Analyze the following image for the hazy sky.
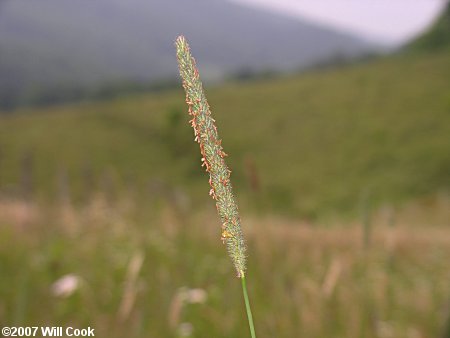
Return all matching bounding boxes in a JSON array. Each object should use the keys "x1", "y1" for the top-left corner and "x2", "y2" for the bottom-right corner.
[{"x1": 231, "y1": 0, "x2": 447, "y2": 44}]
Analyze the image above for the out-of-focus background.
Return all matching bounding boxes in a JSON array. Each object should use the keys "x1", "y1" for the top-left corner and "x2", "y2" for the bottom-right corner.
[{"x1": 0, "y1": 0, "x2": 449, "y2": 337}]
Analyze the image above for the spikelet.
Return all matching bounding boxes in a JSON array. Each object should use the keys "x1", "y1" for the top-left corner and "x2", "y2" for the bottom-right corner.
[{"x1": 175, "y1": 35, "x2": 247, "y2": 278}]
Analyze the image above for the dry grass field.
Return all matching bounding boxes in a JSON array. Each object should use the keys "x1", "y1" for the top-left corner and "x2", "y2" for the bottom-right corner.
[{"x1": 0, "y1": 192, "x2": 448, "y2": 338}]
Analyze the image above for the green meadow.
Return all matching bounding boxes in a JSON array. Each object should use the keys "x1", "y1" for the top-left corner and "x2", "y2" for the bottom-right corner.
[{"x1": 1, "y1": 47, "x2": 449, "y2": 218}]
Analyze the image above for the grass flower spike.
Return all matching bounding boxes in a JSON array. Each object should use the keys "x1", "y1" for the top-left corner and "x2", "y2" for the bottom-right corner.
[
  {"x1": 175, "y1": 35, "x2": 247, "y2": 278},
  {"x1": 176, "y1": 35, "x2": 256, "y2": 338}
]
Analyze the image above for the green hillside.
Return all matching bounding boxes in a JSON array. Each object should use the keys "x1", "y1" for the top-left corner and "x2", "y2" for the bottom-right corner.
[{"x1": 0, "y1": 48, "x2": 449, "y2": 218}]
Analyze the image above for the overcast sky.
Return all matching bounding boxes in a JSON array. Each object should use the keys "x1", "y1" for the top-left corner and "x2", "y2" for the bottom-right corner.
[{"x1": 231, "y1": 0, "x2": 447, "y2": 45}]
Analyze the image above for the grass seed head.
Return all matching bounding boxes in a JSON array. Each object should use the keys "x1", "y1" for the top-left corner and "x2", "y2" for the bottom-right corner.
[{"x1": 175, "y1": 35, "x2": 247, "y2": 277}]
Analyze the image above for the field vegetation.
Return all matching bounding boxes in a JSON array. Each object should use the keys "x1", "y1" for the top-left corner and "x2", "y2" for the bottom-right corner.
[
  {"x1": 1, "y1": 14, "x2": 450, "y2": 336},
  {"x1": 0, "y1": 192, "x2": 449, "y2": 337},
  {"x1": 0, "y1": 46, "x2": 449, "y2": 218}
]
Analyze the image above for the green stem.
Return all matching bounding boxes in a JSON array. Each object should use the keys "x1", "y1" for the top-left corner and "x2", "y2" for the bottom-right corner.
[{"x1": 241, "y1": 276, "x2": 256, "y2": 338}]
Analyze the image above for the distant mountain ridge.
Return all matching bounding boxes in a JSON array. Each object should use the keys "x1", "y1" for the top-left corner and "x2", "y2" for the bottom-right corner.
[{"x1": 0, "y1": 0, "x2": 376, "y2": 108}]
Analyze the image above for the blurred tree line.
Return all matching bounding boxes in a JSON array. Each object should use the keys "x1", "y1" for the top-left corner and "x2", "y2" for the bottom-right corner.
[{"x1": 0, "y1": 78, "x2": 180, "y2": 112}]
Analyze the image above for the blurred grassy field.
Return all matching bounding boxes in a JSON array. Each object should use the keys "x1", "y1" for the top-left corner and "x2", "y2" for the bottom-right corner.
[
  {"x1": 0, "y1": 28, "x2": 450, "y2": 337},
  {"x1": 0, "y1": 47, "x2": 449, "y2": 218},
  {"x1": 0, "y1": 193, "x2": 449, "y2": 338}
]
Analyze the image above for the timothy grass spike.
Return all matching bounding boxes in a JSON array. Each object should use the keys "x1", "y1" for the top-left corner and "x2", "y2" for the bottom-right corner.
[{"x1": 175, "y1": 35, "x2": 247, "y2": 278}]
